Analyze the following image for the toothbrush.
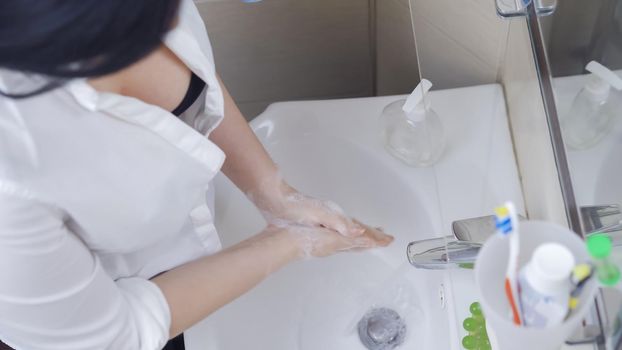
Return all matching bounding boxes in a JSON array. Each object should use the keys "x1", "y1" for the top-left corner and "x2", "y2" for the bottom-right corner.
[{"x1": 494, "y1": 202, "x2": 523, "y2": 326}]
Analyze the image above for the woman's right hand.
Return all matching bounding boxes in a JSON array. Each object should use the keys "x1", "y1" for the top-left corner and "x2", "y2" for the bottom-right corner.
[
  {"x1": 274, "y1": 220, "x2": 394, "y2": 259},
  {"x1": 152, "y1": 219, "x2": 394, "y2": 337}
]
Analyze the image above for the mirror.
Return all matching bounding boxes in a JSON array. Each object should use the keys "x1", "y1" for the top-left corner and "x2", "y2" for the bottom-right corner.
[
  {"x1": 535, "y1": 1, "x2": 622, "y2": 347},
  {"x1": 538, "y1": 1, "x2": 622, "y2": 242}
]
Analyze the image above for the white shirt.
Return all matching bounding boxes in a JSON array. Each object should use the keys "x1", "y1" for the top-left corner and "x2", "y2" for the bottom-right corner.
[{"x1": 0, "y1": 1, "x2": 226, "y2": 349}]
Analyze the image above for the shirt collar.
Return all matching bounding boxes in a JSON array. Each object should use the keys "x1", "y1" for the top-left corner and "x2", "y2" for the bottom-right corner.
[{"x1": 63, "y1": 30, "x2": 225, "y2": 176}]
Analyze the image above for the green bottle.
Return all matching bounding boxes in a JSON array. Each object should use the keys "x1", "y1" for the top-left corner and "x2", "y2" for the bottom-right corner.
[{"x1": 587, "y1": 234, "x2": 621, "y2": 286}]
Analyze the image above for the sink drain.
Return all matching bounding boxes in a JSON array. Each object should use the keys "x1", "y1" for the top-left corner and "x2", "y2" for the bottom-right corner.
[{"x1": 357, "y1": 308, "x2": 407, "y2": 350}]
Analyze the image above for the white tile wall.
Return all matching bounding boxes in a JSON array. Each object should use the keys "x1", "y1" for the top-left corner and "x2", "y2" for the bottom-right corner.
[
  {"x1": 196, "y1": 0, "x2": 373, "y2": 119},
  {"x1": 375, "y1": 0, "x2": 420, "y2": 95},
  {"x1": 409, "y1": 0, "x2": 509, "y2": 89},
  {"x1": 196, "y1": 0, "x2": 511, "y2": 116}
]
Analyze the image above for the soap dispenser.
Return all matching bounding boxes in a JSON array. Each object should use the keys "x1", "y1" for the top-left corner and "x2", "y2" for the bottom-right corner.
[
  {"x1": 562, "y1": 61, "x2": 622, "y2": 150},
  {"x1": 380, "y1": 79, "x2": 445, "y2": 167}
]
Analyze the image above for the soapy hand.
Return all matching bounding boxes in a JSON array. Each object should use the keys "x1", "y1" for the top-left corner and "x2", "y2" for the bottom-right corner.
[
  {"x1": 273, "y1": 219, "x2": 394, "y2": 259},
  {"x1": 247, "y1": 175, "x2": 366, "y2": 237}
]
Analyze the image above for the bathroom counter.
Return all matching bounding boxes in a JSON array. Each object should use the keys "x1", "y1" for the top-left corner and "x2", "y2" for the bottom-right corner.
[{"x1": 186, "y1": 83, "x2": 525, "y2": 350}]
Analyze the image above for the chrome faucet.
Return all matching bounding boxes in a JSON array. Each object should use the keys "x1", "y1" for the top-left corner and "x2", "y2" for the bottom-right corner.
[
  {"x1": 407, "y1": 214, "x2": 526, "y2": 269},
  {"x1": 406, "y1": 237, "x2": 482, "y2": 269},
  {"x1": 582, "y1": 204, "x2": 622, "y2": 233},
  {"x1": 406, "y1": 207, "x2": 622, "y2": 345},
  {"x1": 406, "y1": 205, "x2": 622, "y2": 270},
  {"x1": 407, "y1": 215, "x2": 495, "y2": 269},
  {"x1": 582, "y1": 204, "x2": 622, "y2": 246}
]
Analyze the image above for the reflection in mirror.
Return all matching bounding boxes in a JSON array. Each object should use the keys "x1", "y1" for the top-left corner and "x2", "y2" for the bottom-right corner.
[
  {"x1": 540, "y1": 0, "x2": 622, "y2": 228},
  {"x1": 538, "y1": 1, "x2": 622, "y2": 347}
]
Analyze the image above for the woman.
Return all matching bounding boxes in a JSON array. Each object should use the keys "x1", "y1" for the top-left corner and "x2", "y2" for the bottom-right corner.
[{"x1": 0, "y1": 1, "x2": 393, "y2": 349}]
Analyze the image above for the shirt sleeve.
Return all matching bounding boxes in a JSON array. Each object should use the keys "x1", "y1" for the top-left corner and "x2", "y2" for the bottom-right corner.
[{"x1": 0, "y1": 183, "x2": 172, "y2": 350}]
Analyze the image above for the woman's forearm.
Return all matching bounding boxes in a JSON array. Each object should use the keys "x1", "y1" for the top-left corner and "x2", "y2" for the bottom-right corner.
[
  {"x1": 208, "y1": 76, "x2": 365, "y2": 236},
  {"x1": 209, "y1": 76, "x2": 279, "y2": 195},
  {"x1": 151, "y1": 229, "x2": 298, "y2": 338},
  {"x1": 151, "y1": 219, "x2": 394, "y2": 339}
]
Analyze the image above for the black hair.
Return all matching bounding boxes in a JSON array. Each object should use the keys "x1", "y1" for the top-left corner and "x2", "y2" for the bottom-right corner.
[{"x1": 0, "y1": 0, "x2": 181, "y2": 98}]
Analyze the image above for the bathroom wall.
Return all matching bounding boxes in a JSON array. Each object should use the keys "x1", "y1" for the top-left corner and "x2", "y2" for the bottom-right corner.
[
  {"x1": 374, "y1": 0, "x2": 420, "y2": 95},
  {"x1": 543, "y1": 0, "x2": 622, "y2": 77},
  {"x1": 196, "y1": 0, "x2": 569, "y2": 224},
  {"x1": 408, "y1": 0, "x2": 508, "y2": 89},
  {"x1": 195, "y1": 0, "x2": 374, "y2": 119},
  {"x1": 196, "y1": 0, "x2": 512, "y2": 118}
]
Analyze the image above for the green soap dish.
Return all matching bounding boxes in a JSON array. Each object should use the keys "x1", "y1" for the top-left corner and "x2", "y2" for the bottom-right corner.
[{"x1": 462, "y1": 301, "x2": 491, "y2": 350}]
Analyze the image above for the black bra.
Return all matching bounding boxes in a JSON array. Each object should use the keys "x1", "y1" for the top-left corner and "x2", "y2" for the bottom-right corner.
[{"x1": 171, "y1": 72, "x2": 206, "y2": 116}]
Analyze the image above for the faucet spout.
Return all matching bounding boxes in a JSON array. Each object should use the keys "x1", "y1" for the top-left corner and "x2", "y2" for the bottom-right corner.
[
  {"x1": 407, "y1": 237, "x2": 482, "y2": 270},
  {"x1": 582, "y1": 205, "x2": 622, "y2": 247},
  {"x1": 406, "y1": 214, "x2": 514, "y2": 270}
]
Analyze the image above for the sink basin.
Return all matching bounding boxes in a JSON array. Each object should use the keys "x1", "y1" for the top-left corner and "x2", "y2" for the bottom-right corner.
[
  {"x1": 186, "y1": 121, "x2": 449, "y2": 349},
  {"x1": 186, "y1": 85, "x2": 524, "y2": 350}
]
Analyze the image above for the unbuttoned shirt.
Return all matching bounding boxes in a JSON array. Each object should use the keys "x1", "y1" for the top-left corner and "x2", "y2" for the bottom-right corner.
[{"x1": 0, "y1": 1, "x2": 227, "y2": 349}]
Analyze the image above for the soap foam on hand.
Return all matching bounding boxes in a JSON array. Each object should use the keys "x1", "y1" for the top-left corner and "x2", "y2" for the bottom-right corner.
[
  {"x1": 274, "y1": 221, "x2": 392, "y2": 260},
  {"x1": 245, "y1": 171, "x2": 365, "y2": 237}
]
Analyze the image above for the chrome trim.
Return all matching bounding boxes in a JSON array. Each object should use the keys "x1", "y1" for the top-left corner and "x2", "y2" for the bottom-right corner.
[
  {"x1": 525, "y1": 3, "x2": 606, "y2": 348},
  {"x1": 524, "y1": 3, "x2": 582, "y2": 235},
  {"x1": 495, "y1": 0, "x2": 557, "y2": 18}
]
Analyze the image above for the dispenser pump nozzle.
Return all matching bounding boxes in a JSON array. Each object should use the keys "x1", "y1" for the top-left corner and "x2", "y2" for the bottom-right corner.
[
  {"x1": 585, "y1": 61, "x2": 622, "y2": 102},
  {"x1": 403, "y1": 79, "x2": 433, "y2": 122}
]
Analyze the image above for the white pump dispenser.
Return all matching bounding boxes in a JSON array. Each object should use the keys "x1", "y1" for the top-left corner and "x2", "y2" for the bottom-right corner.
[
  {"x1": 583, "y1": 61, "x2": 622, "y2": 102},
  {"x1": 380, "y1": 79, "x2": 445, "y2": 167},
  {"x1": 562, "y1": 61, "x2": 622, "y2": 150},
  {"x1": 402, "y1": 78, "x2": 433, "y2": 123}
]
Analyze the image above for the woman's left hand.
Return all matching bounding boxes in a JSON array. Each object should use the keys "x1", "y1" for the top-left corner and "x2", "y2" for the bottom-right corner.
[
  {"x1": 247, "y1": 178, "x2": 366, "y2": 237},
  {"x1": 211, "y1": 79, "x2": 367, "y2": 237}
]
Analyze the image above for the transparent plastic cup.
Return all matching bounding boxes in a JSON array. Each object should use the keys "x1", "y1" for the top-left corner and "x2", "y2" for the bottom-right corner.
[{"x1": 474, "y1": 221, "x2": 598, "y2": 350}]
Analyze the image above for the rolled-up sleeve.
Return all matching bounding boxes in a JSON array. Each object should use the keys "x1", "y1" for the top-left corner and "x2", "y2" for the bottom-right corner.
[{"x1": 0, "y1": 184, "x2": 171, "y2": 350}]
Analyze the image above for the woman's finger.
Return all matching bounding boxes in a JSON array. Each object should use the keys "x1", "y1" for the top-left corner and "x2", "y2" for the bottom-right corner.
[
  {"x1": 316, "y1": 211, "x2": 365, "y2": 237},
  {"x1": 316, "y1": 200, "x2": 364, "y2": 237},
  {"x1": 353, "y1": 220, "x2": 394, "y2": 246}
]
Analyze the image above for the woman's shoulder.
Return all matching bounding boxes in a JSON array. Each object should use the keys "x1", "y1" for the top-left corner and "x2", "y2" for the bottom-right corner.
[
  {"x1": 0, "y1": 78, "x2": 98, "y2": 192},
  {"x1": 0, "y1": 72, "x2": 92, "y2": 119}
]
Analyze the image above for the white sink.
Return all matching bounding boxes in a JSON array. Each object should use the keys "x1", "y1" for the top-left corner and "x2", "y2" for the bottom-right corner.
[{"x1": 186, "y1": 85, "x2": 524, "y2": 350}]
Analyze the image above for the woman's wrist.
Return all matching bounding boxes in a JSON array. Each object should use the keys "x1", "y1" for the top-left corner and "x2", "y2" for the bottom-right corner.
[
  {"x1": 275, "y1": 229, "x2": 304, "y2": 262},
  {"x1": 247, "y1": 226, "x2": 302, "y2": 264},
  {"x1": 246, "y1": 172, "x2": 294, "y2": 212}
]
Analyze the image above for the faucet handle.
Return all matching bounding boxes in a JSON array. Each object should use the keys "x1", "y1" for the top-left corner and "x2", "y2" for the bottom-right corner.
[
  {"x1": 452, "y1": 216, "x2": 497, "y2": 243},
  {"x1": 452, "y1": 214, "x2": 527, "y2": 243},
  {"x1": 581, "y1": 204, "x2": 622, "y2": 234}
]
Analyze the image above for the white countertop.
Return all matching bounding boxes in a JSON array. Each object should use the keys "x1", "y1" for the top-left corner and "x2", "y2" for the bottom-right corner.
[{"x1": 186, "y1": 83, "x2": 525, "y2": 350}]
